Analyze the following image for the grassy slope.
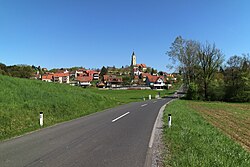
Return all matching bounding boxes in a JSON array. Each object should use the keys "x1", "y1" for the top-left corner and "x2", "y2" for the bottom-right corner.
[
  {"x1": 0, "y1": 75, "x2": 118, "y2": 140},
  {"x1": 163, "y1": 100, "x2": 250, "y2": 167},
  {"x1": 0, "y1": 75, "x2": 179, "y2": 141}
]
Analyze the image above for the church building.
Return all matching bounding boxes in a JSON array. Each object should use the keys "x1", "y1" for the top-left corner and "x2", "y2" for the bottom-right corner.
[{"x1": 130, "y1": 51, "x2": 147, "y2": 76}]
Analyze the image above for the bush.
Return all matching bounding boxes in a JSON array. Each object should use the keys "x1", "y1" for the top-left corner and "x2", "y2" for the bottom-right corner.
[
  {"x1": 207, "y1": 79, "x2": 225, "y2": 101},
  {"x1": 186, "y1": 82, "x2": 200, "y2": 100}
]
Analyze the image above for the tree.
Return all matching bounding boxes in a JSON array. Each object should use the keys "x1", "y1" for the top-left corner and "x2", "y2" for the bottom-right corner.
[
  {"x1": 122, "y1": 76, "x2": 132, "y2": 85},
  {"x1": 69, "y1": 66, "x2": 84, "y2": 71},
  {"x1": 100, "y1": 66, "x2": 108, "y2": 78},
  {"x1": 167, "y1": 36, "x2": 225, "y2": 100},
  {"x1": 167, "y1": 36, "x2": 200, "y2": 85},
  {"x1": 224, "y1": 54, "x2": 250, "y2": 102},
  {"x1": 5, "y1": 65, "x2": 34, "y2": 78},
  {"x1": 197, "y1": 42, "x2": 224, "y2": 100},
  {"x1": 151, "y1": 68, "x2": 157, "y2": 75},
  {"x1": 145, "y1": 67, "x2": 151, "y2": 73},
  {"x1": 158, "y1": 71, "x2": 164, "y2": 76},
  {"x1": 225, "y1": 55, "x2": 243, "y2": 87},
  {"x1": 0, "y1": 63, "x2": 7, "y2": 75}
]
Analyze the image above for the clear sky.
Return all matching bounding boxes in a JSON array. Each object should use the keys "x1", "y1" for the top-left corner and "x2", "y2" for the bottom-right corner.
[{"x1": 1, "y1": 0, "x2": 250, "y2": 71}]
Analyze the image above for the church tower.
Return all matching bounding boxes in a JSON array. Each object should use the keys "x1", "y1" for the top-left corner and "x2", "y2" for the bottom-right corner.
[{"x1": 131, "y1": 51, "x2": 136, "y2": 66}]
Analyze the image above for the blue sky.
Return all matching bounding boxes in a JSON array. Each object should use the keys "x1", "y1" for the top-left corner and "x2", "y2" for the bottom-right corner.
[{"x1": 1, "y1": 0, "x2": 250, "y2": 71}]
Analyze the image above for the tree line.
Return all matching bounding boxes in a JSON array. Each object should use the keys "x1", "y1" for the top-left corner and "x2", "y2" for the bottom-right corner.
[
  {"x1": 167, "y1": 36, "x2": 250, "y2": 102},
  {"x1": 0, "y1": 63, "x2": 36, "y2": 78}
]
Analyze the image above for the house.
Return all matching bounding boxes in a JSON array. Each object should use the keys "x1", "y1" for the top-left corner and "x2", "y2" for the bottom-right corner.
[
  {"x1": 146, "y1": 75, "x2": 167, "y2": 89},
  {"x1": 86, "y1": 70, "x2": 99, "y2": 80},
  {"x1": 72, "y1": 69, "x2": 99, "y2": 80},
  {"x1": 76, "y1": 76, "x2": 92, "y2": 87},
  {"x1": 69, "y1": 71, "x2": 77, "y2": 79},
  {"x1": 103, "y1": 75, "x2": 123, "y2": 88},
  {"x1": 133, "y1": 64, "x2": 147, "y2": 76},
  {"x1": 133, "y1": 68, "x2": 142, "y2": 76},
  {"x1": 53, "y1": 72, "x2": 70, "y2": 83},
  {"x1": 136, "y1": 64, "x2": 147, "y2": 72},
  {"x1": 93, "y1": 72, "x2": 100, "y2": 80},
  {"x1": 42, "y1": 73, "x2": 53, "y2": 82},
  {"x1": 70, "y1": 68, "x2": 85, "y2": 79},
  {"x1": 141, "y1": 73, "x2": 151, "y2": 82}
]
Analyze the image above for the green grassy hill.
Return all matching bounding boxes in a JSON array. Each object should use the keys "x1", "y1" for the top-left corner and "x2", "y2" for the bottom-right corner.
[{"x1": 0, "y1": 75, "x2": 118, "y2": 140}]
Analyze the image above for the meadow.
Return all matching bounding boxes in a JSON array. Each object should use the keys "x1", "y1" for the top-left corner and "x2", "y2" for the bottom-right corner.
[
  {"x1": 0, "y1": 75, "x2": 178, "y2": 141},
  {"x1": 163, "y1": 100, "x2": 250, "y2": 167},
  {"x1": 86, "y1": 87, "x2": 176, "y2": 104}
]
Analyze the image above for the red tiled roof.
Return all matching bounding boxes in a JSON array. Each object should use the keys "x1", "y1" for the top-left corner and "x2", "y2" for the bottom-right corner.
[
  {"x1": 147, "y1": 75, "x2": 158, "y2": 82},
  {"x1": 54, "y1": 72, "x2": 69, "y2": 77},
  {"x1": 103, "y1": 75, "x2": 122, "y2": 82},
  {"x1": 86, "y1": 70, "x2": 99, "y2": 74},
  {"x1": 141, "y1": 73, "x2": 151, "y2": 77},
  {"x1": 147, "y1": 75, "x2": 166, "y2": 83},
  {"x1": 77, "y1": 73, "x2": 88, "y2": 77},
  {"x1": 76, "y1": 76, "x2": 93, "y2": 82},
  {"x1": 42, "y1": 74, "x2": 53, "y2": 80},
  {"x1": 136, "y1": 64, "x2": 147, "y2": 68}
]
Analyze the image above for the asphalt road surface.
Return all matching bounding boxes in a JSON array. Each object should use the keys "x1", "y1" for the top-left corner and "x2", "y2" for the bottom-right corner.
[{"x1": 0, "y1": 97, "x2": 173, "y2": 167}]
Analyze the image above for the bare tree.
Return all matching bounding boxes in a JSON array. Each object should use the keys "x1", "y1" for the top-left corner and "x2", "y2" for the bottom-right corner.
[
  {"x1": 167, "y1": 36, "x2": 199, "y2": 85},
  {"x1": 197, "y1": 43, "x2": 224, "y2": 100}
]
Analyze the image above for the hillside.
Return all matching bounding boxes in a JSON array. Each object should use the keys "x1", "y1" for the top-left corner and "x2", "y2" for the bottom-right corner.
[{"x1": 0, "y1": 75, "x2": 118, "y2": 140}]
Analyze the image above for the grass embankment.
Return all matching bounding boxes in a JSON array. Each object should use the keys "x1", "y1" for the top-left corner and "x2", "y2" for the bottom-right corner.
[
  {"x1": 0, "y1": 75, "x2": 179, "y2": 141},
  {"x1": 0, "y1": 75, "x2": 117, "y2": 140},
  {"x1": 163, "y1": 100, "x2": 250, "y2": 167}
]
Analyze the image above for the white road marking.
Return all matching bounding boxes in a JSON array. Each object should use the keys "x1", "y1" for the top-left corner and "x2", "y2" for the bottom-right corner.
[
  {"x1": 141, "y1": 104, "x2": 148, "y2": 107},
  {"x1": 153, "y1": 101, "x2": 157, "y2": 103},
  {"x1": 112, "y1": 112, "x2": 130, "y2": 123}
]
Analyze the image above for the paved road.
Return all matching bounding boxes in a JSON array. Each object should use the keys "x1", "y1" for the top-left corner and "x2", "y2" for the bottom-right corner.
[{"x1": 0, "y1": 97, "x2": 173, "y2": 167}]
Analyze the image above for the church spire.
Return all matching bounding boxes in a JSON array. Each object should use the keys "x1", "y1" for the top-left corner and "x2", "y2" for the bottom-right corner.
[{"x1": 131, "y1": 51, "x2": 136, "y2": 66}]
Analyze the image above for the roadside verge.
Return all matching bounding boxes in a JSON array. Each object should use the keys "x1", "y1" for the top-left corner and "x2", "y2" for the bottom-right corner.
[{"x1": 144, "y1": 99, "x2": 176, "y2": 167}]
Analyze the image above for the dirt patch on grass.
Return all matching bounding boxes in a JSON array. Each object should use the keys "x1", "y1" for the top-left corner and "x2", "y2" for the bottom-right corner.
[
  {"x1": 190, "y1": 102, "x2": 250, "y2": 152},
  {"x1": 227, "y1": 103, "x2": 250, "y2": 111}
]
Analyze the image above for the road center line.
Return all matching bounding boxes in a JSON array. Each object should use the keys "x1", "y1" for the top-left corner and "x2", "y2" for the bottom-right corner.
[
  {"x1": 112, "y1": 112, "x2": 130, "y2": 123},
  {"x1": 141, "y1": 104, "x2": 148, "y2": 107}
]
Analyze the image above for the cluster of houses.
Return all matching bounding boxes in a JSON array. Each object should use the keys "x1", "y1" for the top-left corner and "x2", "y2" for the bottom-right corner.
[
  {"x1": 41, "y1": 69, "x2": 99, "y2": 87},
  {"x1": 38, "y1": 52, "x2": 178, "y2": 89}
]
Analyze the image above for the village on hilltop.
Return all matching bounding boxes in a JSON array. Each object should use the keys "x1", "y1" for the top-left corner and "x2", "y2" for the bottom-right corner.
[{"x1": 37, "y1": 52, "x2": 179, "y2": 89}]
